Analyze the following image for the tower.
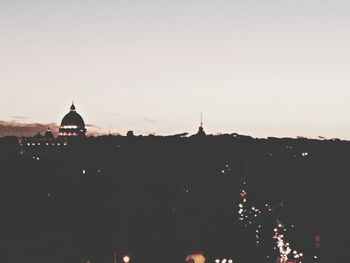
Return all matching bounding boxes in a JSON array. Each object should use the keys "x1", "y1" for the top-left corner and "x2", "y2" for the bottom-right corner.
[{"x1": 196, "y1": 112, "x2": 206, "y2": 136}]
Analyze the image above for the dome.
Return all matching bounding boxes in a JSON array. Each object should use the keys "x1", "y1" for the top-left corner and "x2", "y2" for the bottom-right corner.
[
  {"x1": 60, "y1": 111, "x2": 85, "y2": 127},
  {"x1": 44, "y1": 128, "x2": 54, "y2": 139},
  {"x1": 58, "y1": 103, "x2": 86, "y2": 137}
]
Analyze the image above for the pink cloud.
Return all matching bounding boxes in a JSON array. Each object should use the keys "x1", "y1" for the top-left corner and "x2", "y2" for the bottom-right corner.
[{"x1": 0, "y1": 120, "x2": 59, "y2": 137}]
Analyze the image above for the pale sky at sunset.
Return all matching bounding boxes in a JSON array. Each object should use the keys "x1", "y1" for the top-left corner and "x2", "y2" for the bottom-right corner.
[{"x1": 1, "y1": 0, "x2": 350, "y2": 138}]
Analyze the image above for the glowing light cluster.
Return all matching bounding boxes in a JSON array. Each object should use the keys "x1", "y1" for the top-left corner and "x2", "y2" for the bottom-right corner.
[
  {"x1": 237, "y1": 183, "x2": 264, "y2": 245},
  {"x1": 236, "y1": 174, "x2": 304, "y2": 262},
  {"x1": 61, "y1": 125, "x2": 78, "y2": 129},
  {"x1": 58, "y1": 132, "x2": 79, "y2": 136},
  {"x1": 215, "y1": 258, "x2": 233, "y2": 263},
  {"x1": 25, "y1": 142, "x2": 65, "y2": 147},
  {"x1": 273, "y1": 222, "x2": 303, "y2": 262},
  {"x1": 221, "y1": 164, "x2": 232, "y2": 176}
]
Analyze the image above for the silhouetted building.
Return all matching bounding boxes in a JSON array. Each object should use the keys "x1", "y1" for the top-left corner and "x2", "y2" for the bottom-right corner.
[
  {"x1": 127, "y1": 130, "x2": 134, "y2": 137},
  {"x1": 44, "y1": 128, "x2": 54, "y2": 140},
  {"x1": 196, "y1": 113, "x2": 206, "y2": 136},
  {"x1": 197, "y1": 125, "x2": 205, "y2": 136},
  {"x1": 58, "y1": 103, "x2": 86, "y2": 138},
  {"x1": 19, "y1": 128, "x2": 58, "y2": 147}
]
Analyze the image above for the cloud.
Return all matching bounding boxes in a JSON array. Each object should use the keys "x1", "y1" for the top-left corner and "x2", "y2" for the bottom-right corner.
[
  {"x1": 143, "y1": 117, "x2": 158, "y2": 123},
  {"x1": 11, "y1": 116, "x2": 28, "y2": 120},
  {"x1": 85, "y1": 124, "x2": 104, "y2": 136},
  {"x1": 85, "y1": 123, "x2": 101, "y2": 129},
  {"x1": 0, "y1": 120, "x2": 59, "y2": 137},
  {"x1": 0, "y1": 120, "x2": 106, "y2": 137},
  {"x1": 103, "y1": 112, "x2": 121, "y2": 117}
]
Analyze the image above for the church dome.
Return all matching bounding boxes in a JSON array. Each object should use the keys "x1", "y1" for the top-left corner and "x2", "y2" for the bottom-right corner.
[
  {"x1": 58, "y1": 103, "x2": 86, "y2": 137},
  {"x1": 44, "y1": 128, "x2": 54, "y2": 139}
]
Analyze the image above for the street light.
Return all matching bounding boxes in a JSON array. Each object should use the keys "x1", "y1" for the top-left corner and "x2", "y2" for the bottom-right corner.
[{"x1": 123, "y1": 255, "x2": 130, "y2": 263}]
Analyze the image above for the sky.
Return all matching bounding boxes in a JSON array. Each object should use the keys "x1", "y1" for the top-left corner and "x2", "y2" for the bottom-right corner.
[{"x1": 1, "y1": 0, "x2": 350, "y2": 138}]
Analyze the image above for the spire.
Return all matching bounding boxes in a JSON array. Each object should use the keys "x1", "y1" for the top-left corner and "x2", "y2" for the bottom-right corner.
[
  {"x1": 197, "y1": 112, "x2": 206, "y2": 136},
  {"x1": 70, "y1": 102, "x2": 76, "y2": 111}
]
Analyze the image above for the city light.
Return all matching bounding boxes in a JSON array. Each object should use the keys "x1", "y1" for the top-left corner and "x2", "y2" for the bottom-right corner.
[
  {"x1": 186, "y1": 253, "x2": 206, "y2": 263},
  {"x1": 236, "y1": 174, "x2": 304, "y2": 262},
  {"x1": 214, "y1": 258, "x2": 233, "y2": 263}
]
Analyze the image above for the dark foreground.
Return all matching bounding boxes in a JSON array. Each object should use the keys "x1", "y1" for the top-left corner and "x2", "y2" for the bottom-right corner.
[{"x1": 0, "y1": 134, "x2": 348, "y2": 262}]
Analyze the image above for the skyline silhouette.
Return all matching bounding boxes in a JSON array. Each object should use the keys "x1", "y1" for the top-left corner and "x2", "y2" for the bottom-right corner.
[{"x1": 0, "y1": 102, "x2": 348, "y2": 140}]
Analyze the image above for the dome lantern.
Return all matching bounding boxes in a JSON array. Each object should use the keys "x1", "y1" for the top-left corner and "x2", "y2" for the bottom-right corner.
[{"x1": 70, "y1": 103, "x2": 76, "y2": 111}]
